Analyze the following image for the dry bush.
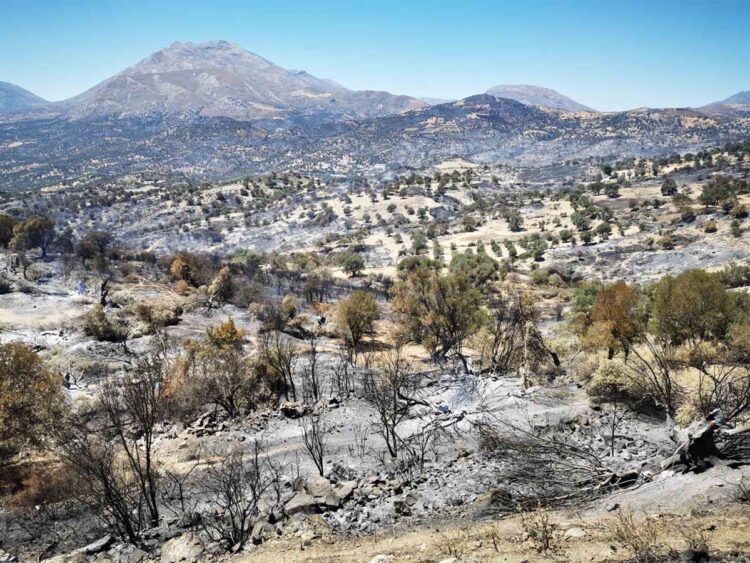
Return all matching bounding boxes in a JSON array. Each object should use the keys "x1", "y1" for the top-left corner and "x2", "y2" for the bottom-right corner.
[
  {"x1": 174, "y1": 279, "x2": 191, "y2": 295},
  {"x1": 82, "y1": 304, "x2": 127, "y2": 342},
  {"x1": 437, "y1": 528, "x2": 470, "y2": 559},
  {"x1": 519, "y1": 503, "x2": 559, "y2": 553},
  {"x1": 677, "y1": 520, "x2": 710, "y2": 554},
  {"x1": 605, "y1": 509, "x2": 671, "y2": 562},
  {"x1": 573, "y1": 350, "x2": 603, "y2": 384},
  {"x1": 133, "y1": 301, "x2": 182, "y2": 333},
  {"x1": 6, "y1": 463, "x2": 73, "y2": 509},
  {"x1": 476, "y1": 415, "x2": 613, "y2": 509},
  {"x1": 736, "y1": 478, "x2": 750, "y2": 504}
]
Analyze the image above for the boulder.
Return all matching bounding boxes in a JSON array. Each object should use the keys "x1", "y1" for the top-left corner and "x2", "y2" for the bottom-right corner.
[
  {"x1": 0, "y1": 550, "x2": 18, "y2": 563},
  {"x1": 284, "y1": 492, "x2": 320, "y2": 516},
  {"x1": 333, "y1": 480, "x2": 357, "y2": 502},
  {"x1": 160, "y1": 532, "x2": 205, "y2": 563},
  {"x1": 303, "y1": 476, "x2": 333, "y2": 498},
  {"x1": 280, "y1": 402, "x2": 311, "y2": 419}
]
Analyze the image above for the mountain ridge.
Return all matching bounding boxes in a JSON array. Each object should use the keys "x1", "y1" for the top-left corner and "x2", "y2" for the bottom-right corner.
[
  {"x1": 0, "y1": 82, "x2": 49, "y2": 114},
  {"x1": 484, "y1": 84, "x2": 595, "y2": 112}
]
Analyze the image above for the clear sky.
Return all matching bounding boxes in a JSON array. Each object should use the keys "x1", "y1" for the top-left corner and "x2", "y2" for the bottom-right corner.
[{"x1": 0, "y1": 0, "x2": 748, "y2": 111}]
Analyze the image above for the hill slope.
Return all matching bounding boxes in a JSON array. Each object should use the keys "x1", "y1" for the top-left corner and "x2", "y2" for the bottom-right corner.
[
  {"x1": 2, "y1": 93, "x2": 747, "y2": 188},
  {"x1": 485, "y1": 84, "x2": 595, "y2": 112}
]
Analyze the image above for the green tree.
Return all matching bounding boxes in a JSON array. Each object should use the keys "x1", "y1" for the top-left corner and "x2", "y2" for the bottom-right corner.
[
  {"x1": 0, "y1": 342, "x2": 64, "y2": 459},
  {"x1": 335, "y1": 291, "x2": 381, "y2": 354},
  {"x1": 0, "y1": 214, "x2": 16, "y2": 248},
  {"x1": 337, "y1": 252, "x2": 365, "y2": 277},
  {"x1": 449, "y1": 250, "x2": 499, "y2": 288},
  {"x1": 650, "y1": 270, "x2": 732, "y2": 344},
  {"x1": 392, "y1": 270, "x2": 485, "y2": 369},
  {"x1": 12, "y1": 216, "x2": 56, "y2": 257}
]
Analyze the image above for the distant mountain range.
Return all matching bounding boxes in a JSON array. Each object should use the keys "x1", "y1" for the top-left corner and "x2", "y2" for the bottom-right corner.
[
  {"x1": 0, "y1": 41, "x2": 748, "y2": 188},
  {"x1": 0, "y1": 81, "x2": 49, "y2": 113}
]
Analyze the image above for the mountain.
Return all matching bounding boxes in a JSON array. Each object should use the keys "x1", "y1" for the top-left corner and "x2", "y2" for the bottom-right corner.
[
  {"x1": 420, "y1": 97, "x2": 454, "y2": 105},
  {"x1": 60, "y1": 40, "x2": 425, "y2": 122},
  {"x1": 0, "y1": 82, "x2": 49, "y2": 113},
  {"x1": 3, "y1": 93, "x2": 746, "y2": 189},
  {"x1": 698, "y1": 91, "x2": 750, "y2": 117},
  {"x1": 281, "y1": 95, "x2": 745, "y2": 169},
  {"x1": 485, "y1": 84, "x2": 595, "y2": 112}
]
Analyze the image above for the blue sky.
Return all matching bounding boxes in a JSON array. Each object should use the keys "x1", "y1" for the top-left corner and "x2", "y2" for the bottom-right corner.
[{"x1": 0, "y1": 0, "x2": 748, "y2": 111}]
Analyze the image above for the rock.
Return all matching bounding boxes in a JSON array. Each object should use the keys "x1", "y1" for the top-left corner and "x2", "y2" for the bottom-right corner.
[
  {"x1": 280, "y1": 402, "x2": 310, "y2": 419},
  {"x1": 321, "y1": 491, "x2": 341, "y2": 509},
  {"x1": 300, "y1": 531, "x2": 317, "y2": 547},
  {"x1": 252, "y1": 520, "x2": 277, "y2": 544},
  {"x1": 369, "y1": 556, "x2": 394, "y2": 563},
  {"x1": 124, "y1": 548, "x2": 148, "y2": 563},
  {"x1": 0, "y1": 550, "x2": 18, "y2": 563},
  {"x1": 160, "y1": 532, "x2": 205, "y2": 563},
  {"x1": 79, "y1": 535, "x2": 114, "y2": 555},
  {"x1": 285, "y1": 492, "x2": 320, "y2": 515},
  {"x1": 564, "y1": 527, "x2": 586, "y2": 539},
  {"x1": 606, "y1": 502, "x2": 620, "y2": 512},
  {"x1": 333, "y1": 480, "x2": 357, "y2": 502},
  {"x1": 303, "y1": 476, "x2": 333, "y2": 498}
]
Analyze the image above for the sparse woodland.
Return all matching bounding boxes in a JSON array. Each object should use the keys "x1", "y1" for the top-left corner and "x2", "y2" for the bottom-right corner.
[{"x1": 0, "y1": 141, "x2": 749, "y2": 562}]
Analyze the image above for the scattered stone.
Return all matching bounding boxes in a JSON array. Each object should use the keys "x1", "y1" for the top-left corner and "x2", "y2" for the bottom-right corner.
[{"x1": 369, "y1": 555, "x2": 394, "y2": 563}]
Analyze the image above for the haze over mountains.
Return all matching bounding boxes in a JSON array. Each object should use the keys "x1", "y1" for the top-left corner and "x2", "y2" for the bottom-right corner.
[{"x1": 0, "y1": 40, "x2": 748, "y2": 188}]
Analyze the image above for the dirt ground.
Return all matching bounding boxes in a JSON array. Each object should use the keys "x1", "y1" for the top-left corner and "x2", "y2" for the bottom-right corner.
[{"x1": 234, "y1": 503, "x2": 750, "y2": 562}]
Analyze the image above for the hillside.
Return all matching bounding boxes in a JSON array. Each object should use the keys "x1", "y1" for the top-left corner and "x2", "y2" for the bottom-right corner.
[{"x1": 485, "y1": 83, "x2": 595, "y2": 112}]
